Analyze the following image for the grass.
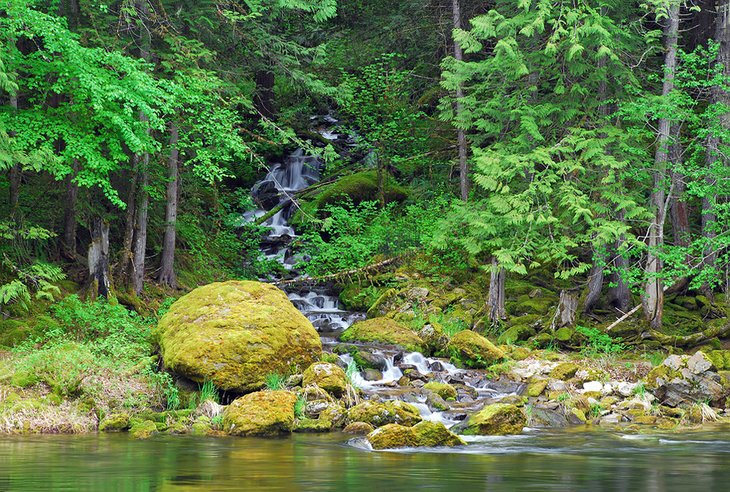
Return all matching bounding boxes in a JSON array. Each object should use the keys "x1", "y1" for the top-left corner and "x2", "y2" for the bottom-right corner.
[
  {"x1": 199, "y1": 380, "x2": 219, "y2": 403},
  {"x1": 264, "y1": 373, "x2": 287, "y2": 391},
  {"x1": 294, "y1": 396, "x2": 306, "y2": 419}
]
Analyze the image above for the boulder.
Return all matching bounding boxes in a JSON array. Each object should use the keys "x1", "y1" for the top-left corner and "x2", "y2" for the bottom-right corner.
[
  {"x1": 647, "y1": 351, "x2": 730, "y2": 407},
  {"x1": 98, "y1": 413, "x2": 130, "y2": 432},
  {"x1": 447, "y1": 330, "x2": 505, "y2": 368},
  {"x1": 343, "y1": 422, "x2": 375, "y2": 435},
  {"x1": 340, "y1": 318, "x2": 425, "y2": 353},
  {"x1": 550, "y1": 362, "x2": 580, "y2": 380},
  {"x1": 302, "y1": 362, "x2": 348, "y2": 396},
  {"x1": 453, "y1": 403, "x2": 526, "y2": 435},
  {"x1": 129, "y1": 420, "x2": 158, "y2": 439},
  {"x1": 346, "y1": 400, "x2": 422, "y2": 427},
  {"x1": 156, "y1": 281, "x2": 322, "y2": 393},
  {"x1": 423, "y1": 381, "x2": 458, "y2": 400},
  {"x1": 367, "y1": 421, "x2": 464, "y2": 450},
  {"x1": 222, "y1": 390, "x2": 297, "y2": 436}
]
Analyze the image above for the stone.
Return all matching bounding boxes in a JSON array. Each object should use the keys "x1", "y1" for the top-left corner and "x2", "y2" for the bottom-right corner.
[
  {"x1": 294, "y1": 418, "x2": 332, "y2": 433},
  {"x1": 343, "y1": 422, "x2": 375, "y2": 435},
  {"x1": 363, "y1": 369, "x2": 383, "y2": 381},
  {"x1": 497, "y1": 324, "x2": 536, "y2": 345},
  {"x1": 617, "y1": 382, "x2": 637, "y2": 397},
  {"x1": 419, "y1": 324, "x2": 449, "y2": 355},
  {"x1": 687, "y1": 351, "x2": 713, "y2": 374},
  {"x1": 302, "y1": 362, "x2": 348, "y2": 396},
  {"x1": 528, "y1": 407, "x2": 570, "y2": 428},
  {"x1": 367, "y1": 422, "x2": 464, "y2": 450},
  {"x1": 550, "y1": 362, "x2": 580, "y2": 380},
  {"x1": 340, "y1": 318, "x2": 426, "y2": 353},
  {"x1": 99, "y1": 413, "x2": 130, "y2": 432},
  {"x1": 453, "y1": 403, "x2": 526, "y2": 436},
  {"x1": 411, "y1": 421, "x2": 465, "y2": 447},
  {"x1": 663, "y1": 354, "x2": 685, "y2": 371},
  {"x1": 527, "y1": 379, "x2": 548, "y2": 397},
  {"x1": 346, "y1": 400, "x2": 422, "y2": 427},
  {"x1": 156, "y1": 281, "x2": 322, "y2": 392},
  {"x1": 582, "y1": 381, "x2": 603, "y2": 393},
  {"x1": 423, "y1": 381, "x2": 458, "y2": 400},
  {"x1": 447, "y1": 330, "x2": 505, "y2": 368},
  {"x1": 129, "y1": 420, "x2": 158, "y2": 439},
  {"x1": 222, "y1": 390, "x2": 297, "y2": 436}
]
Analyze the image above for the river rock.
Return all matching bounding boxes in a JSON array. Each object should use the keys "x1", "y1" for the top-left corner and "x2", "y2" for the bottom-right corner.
[
  {"x1": 367, "y1": 421, "x2": 464, "y2": 450},
  {"x1": 302, "y1": 362, "x2": 348, "y2": 396},
  {"x1": 447, "y1": 330, "x2": 505, "y2": 368},
  {"x1": 452, "y1": 403, "x2": 526, "y2": 435},
  {"x1": 156, "y1": 281, "x2": 322, "y2": 393},
  {"x1": 340, "y1": 318, "x2": 426, "y2": 353},
  {"x1": 223, "y1": 390, "x2": 297, "y2": 436},
  {"x1": 346, "y1": 400, "x2": 422, "y2": 427},
  {"x1": 647, "y1": 351, "x2": 730, "y2": 407},
  {"x1": 343, "y1": 422, "x2": 375, "y2": 435},
  {"x1": 423, "y1": 381, "x2": 457, "y2": 400}
]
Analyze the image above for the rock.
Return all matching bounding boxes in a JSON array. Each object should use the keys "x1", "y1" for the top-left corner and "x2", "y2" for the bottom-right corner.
[
  {"x1": 343, "y1": 422, "x2": 375, "y2": 435},
  {"x1": 190, "y1": 421, "x2": 211, "y2": 436},
  {"x1": 222, "y1": 390, "x2": 297, "y2": 436},
  {"x1": 156, "y1": 281, "x2": 322, "y2": 392},
  {"x1": 497, "y1": 324, "x2": 536, "y2": 345},
  {"x1": 302, "y1": 362, "x2": 348, "y2": 396},
  {"x1": 129, "y1": 420, "x2": 158, "y2": 439},
  {"x1": 527, "y1": 379, "x2": 548, "y2": 397},
  {"x1": 453, "y1": 403, "x2": 526, "y2": 435},
  {"x1": 419, "y1": 324, "x2": 449, "y2": 354},
  {"x1": 355, "y1": 351, "x2": 387, "y2": 371},
  {"x1": 617, "y1": 382, "x2": 637, "y2": 397},
  {"x1": 346, "y1": 400, "x2": 422, "y2": 427},
  {"x1": 663, "y1": 354, "x2": 684, "y2": 371},
  {"x1": 447, "y1": 330, "x2": 505, "y2": 368},
  {"x1": 196, "y1": 400, "x2": 223, "y2": 419},
  {"x1": 582, "y1": 381, "x2": 603, "y2": 393},
  {"x1": 367, "y1": 422, "x2": 464, "y2": 450},
  {"x1": 363, "y1": 369, "x2": 383, "y2": 381},
  {"x1": 423, "y1": 381, "x2": 457, "y2": 400},
  {"x1": 319, "y1": 403, "x2": 347, "y2": 428},
  {"x1": 687, "y1": 351, "x2": 713, "y2": 374},
  {"x1": 549, "y1": 362, "x2": 580, "y2": 380},
  {"x1": 99, "y1": 413, "x2": 130, "y2": 432},
  {"x1": 340, "y1": 318, "x2": 426, "y2": 353},
  {"x1": 528, "y1": 407, "x2": 569, "y2": 428},
  {"x1": 294, "y1": 418, "x2": 332, "y2": 433}
]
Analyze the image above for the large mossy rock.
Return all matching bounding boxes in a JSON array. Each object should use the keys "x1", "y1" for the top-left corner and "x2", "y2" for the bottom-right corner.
[
  {"x1": 346, "y1": 400, "x2": 422, "y2": 427},
  {"x1": 302, "y1": 362, "x2": 348, "y2": 396},
  {"x1": 156, "y1": 281, "x2": 322, "y2": 393},
  {"x1": 367, "y1": 421, "x2": 465, "y2": 450},
  {"x1": 448, "y1": 330, "x2": 505, "y2": 368},
  {"x1": 453, "y1": 403, "x2": 526, "y2": 436},
  {"x1": 222, "y1": 390, "x2": 298, "y2": 436},
  {"x1": 340, "y1": 318, "x2": 425, "y2": 353}
]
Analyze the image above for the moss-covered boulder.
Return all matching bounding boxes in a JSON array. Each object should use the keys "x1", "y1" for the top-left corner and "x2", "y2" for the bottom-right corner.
[
  {"x1": 343, "y1": 422, "x2": 375, "y2": 435},
  {"x1": 340, "y1": 318, "x2": 425, "y2": 353},
  {"x1": 222, "y1": 390, "x2": 297, "y2": 436},
  {"x1": 550, "y1": 362, "x2": 580, "y2": 380},
  {"x1": 707, "y1": 350, "x2": 730, "y2": 371},
  {"x1": 129, "y1": 420, "x2": 158, "y2": 439},
  {"x1": 367, "y1": 421, "x2": 464, "y2": 450},
  {"x1": 448, "y1": 330, "x2": 505, "y2": 368},
  {"x1": 156, "y1": 281, "x2": 322, "y2": 393},
  {"x1": 454, "y1": 403, "x2": 526, "y2": 435},
  {"x1": 497, "y1": 324, "x2": 537, "y2": 345},
  {"x1": 294, "y1": 418, "x2": 332, "y2": 433},
  {"x1": 302, "y1": 362, "x2": 348, "y2": 396},
  {"x1": 423, "y1": 381, "x2": 457, "y2": 400},
  {"x1": 346, "y1": 400, "x2": 422, "y2": 427},
  {"x1": 99, "y1": 413, "x2": 130, "y2": 432}
]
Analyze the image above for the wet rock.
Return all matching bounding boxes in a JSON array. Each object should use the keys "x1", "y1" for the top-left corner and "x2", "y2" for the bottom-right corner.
[
  {"x1": 411, "y1": 421, "x2": 465, "y2": 447},
  {"x1": 129, "y1": 420, "x2": 158, "y2": 439},
  {"x1": 99, "y1": 413, "x2": 130, "y2": 432},
  {"x1": 302, "y1": 362, "x2": 348, "y2": 396},
  {"x1": 447, "y1": 330, "x2": 505, "y2": 368},
  {"x1": 423, "y1": 382, "x2": 458, "y2": 400},
  {"x1": 340, "y1": 318, "x2": 426, "y2": 353},
  {"x1": 549, "y1": 362, "x2": 580, "y2": 380},
  {"x1": 367, "y1": 421, "x2": 464, "y2": 450},
  {"x1": 528, "y1": 407, "x2": 569, "y2": 428},
  {"x1": 294, "y1": 418, "x2": 332, "y2": 433},
  {"x1": 452, "y1": 403, "x2": 526, "y2": 435},
  {"x1": 156, "y1": 281, "x2": 321, "y2": 393},
  {"x1": 346, "y1": 400, "x2": 422, "y2": 427},
  {"x1": 222, "y1": 390, "x2": 297, "y2": 436},
  {"x1": 363, "y1": 369, "x2": 383, "y2": 381},
  {"x1": 343, "y1": 422, "x2": 375, "y2": 435}
]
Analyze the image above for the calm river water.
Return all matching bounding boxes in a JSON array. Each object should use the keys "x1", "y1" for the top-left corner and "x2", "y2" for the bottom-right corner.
[{"x1": 1, "y1": 428, "x2": 729, "y2": 491}]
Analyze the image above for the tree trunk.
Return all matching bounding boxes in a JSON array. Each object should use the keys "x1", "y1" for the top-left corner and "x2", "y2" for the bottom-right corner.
[
  {"x1": 667, "y1": 129, "x2": 690, "y2": 295},
  {"x1": 159, "y1": 123, "x2": 179, "y2": 288},
  {"x1": 702, "y1": 0, "x2": 730, "y2": 296},
  {"x1": 487, "y1": 257, "x2": 506, "y2": 324},
  {"x1": 254, "y1": 70, "x2": 275, "y2": 119},
  {"x1": 62, "y1": 158, "x2": 79, "y2": 258},
  {"x1": 88, "y1": 217, "x2": 111, "y2": 299},
  {"x1": 553, "y1": 290, "x2": 579, "y2": 329},
  {"x1": 643, "y1": 1, "x2": 679, "y2": 330},
  {"x1": 132, "y1": 154, "x2": 149, "y2": 295},
  {"x1": 451, "y1": 0, "x2": 468, "y2": 201},
  {"x1": 8, "y1": 94, "x2": 20, "y2": 218},
  {"x1": 583, "y1": 249, "x2": 605, "y2": 313}
]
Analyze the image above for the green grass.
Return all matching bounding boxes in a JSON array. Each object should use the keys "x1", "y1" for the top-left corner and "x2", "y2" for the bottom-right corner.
[{"x1": 264, "y1": 373, "x2": 286, "y2": 391}]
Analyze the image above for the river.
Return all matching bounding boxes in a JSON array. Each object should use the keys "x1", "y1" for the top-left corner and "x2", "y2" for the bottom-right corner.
[{"x1": 2, "y1": 428, "x2": 730, "y2": 491}]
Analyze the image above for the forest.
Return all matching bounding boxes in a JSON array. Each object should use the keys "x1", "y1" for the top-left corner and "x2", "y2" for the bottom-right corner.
[{"x1": 2, "y1": 0, "x2": 730, "y2": 486}]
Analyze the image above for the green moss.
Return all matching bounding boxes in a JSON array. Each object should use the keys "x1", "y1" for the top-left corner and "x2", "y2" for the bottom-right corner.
[
  {"x1": 156, "y1": 281, "x2": 322, "y2": 393},
  {"x1": 706, "y1": 350, "x2": 730, "y2": 371},
  {"x1": 554, "y1": 327, "x2": 576, "y2": 343},
  {"x1": 458, "y1": 403, "x2": 526, "y2": 435},
  {"x1": 222, "y1": 390, "x2": 297, "y2": 437},
  {"x1": 498, "y1": 324, "x2": 536, "y2": 345},
  {"x1": 512, "y1": 295, "x2": 555, "y2": 316},
  {"x1": 99, "y1": 413, "x2": 130, "y2": 432},
  {"x1": 448, "y1": 330, "x2": 505, "y2": 368},
  {"x1": 550, "y1": 362, "x2": 580, "y2": 380},
  {"x1": 423, "y1": 381, "x2": 458, "y2": 400},
  {"x1": 346, "y1": 400, "x2": 422, "y2": 427},
  {"x1": 527, "y1": 379, "x2": 548, "y2": 397},
  {"x1": 340, "y1": 318, "x2": 425, "y2": 353},
  {"x1": 367, "y1": 423, "x2": 418, "y2": 450},
  {"x1": 412, "y1": 421, "x2": 465, "y2": 447},
  {"x1": 129, "y1": 420, "x2": 158, "y2": 439},
  {"x1": 302, "y1": 362, "x2": 347, "y2": 396},
  {"x1": 338, "y1": 284, "x2": 387, "y2": 312},
  {"x1": 343, "y1": 422, "x2": 375, "y2": 435},
  {"x1": 294, "y1": 418, "x2": 332, "y2": 433},
  {"x1": 190, "y1": 421, "x2": 212, "y2": 436}
]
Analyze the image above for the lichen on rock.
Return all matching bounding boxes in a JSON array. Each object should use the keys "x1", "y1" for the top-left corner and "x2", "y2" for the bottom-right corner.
[
  {"x1": 346, "y1": 400, "x2": 422, "y2": 427},
  {"x1": 302, "y1": 362, "x2": 348, "y2": 396},
  {"x1": 454, "y1": 403, "x2": 526, "y2": 435},
  {"x1": 222, "y1": 390, "x2": 298, "y2": 436},
  {"x1": 340, "y1": 318, "x2": 425, "y2": 353},
  {"x1": 447, "y1": 330, "x2": 505, "y2": 368}
]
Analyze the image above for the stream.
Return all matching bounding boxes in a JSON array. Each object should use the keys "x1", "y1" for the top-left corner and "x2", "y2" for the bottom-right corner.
[{"x1": 3, "y1": 430, "x2": 730, "y2": 491}]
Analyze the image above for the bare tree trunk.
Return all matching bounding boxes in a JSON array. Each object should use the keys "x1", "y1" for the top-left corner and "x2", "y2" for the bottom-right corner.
[
  {"x1": 702, "y1": 0, "x2": 730, "y2": 296},
  {"x1": 8, "y1": 94, "x2": 20, "y2": 218},
  {"x1": 62, "y1": 158, "x2": 79, "y2": 258},
  {"x1": 118, "y1": 156, "x2": 139, "y2": 284},
  {"x1": 487, "y1": 257, "x2": 506, "y2": 324},
  {"x1": 159, "y1": 123, "x2": 179, "y2": 288},
  {"x1": 452, "y1": 0, "x2": 468, "y2": 201},
  {"x1": 643, "y1": 1, "x2": 679, "y2": 330},
  {"x1": 553, "y1": 290, "x2": 578, "y2": 329},
  {"x1": 667, "y1": 131, "x2": 690, "y2": 295},
  {"x1": 88, "y1": 217, "x2": 111, "y2": 299},
  {"x1": 583, "y1": 250, "x2": 605, "y2": 313}
]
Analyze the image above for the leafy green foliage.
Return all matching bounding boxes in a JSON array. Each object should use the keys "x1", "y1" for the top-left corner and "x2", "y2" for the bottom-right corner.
[{"x1": 576, "y1": 325, "x2": 625, "y2": 356}]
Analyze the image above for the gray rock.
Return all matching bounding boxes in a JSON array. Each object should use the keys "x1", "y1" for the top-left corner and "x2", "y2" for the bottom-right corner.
[
  {"x1": 687, "y1": 351, "x2": 713, "y2": 375},
  {"x1": 528, "y1": 407, "x2": 569, "y2": 428},
  {"x1": 663, "y1": 354, "x2": 685, "y2": 371}
]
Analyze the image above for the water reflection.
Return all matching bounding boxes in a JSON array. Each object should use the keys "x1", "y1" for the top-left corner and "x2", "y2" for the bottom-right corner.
[{"x1": 1, "y1": 429, "x2": 730, "y2": 491}]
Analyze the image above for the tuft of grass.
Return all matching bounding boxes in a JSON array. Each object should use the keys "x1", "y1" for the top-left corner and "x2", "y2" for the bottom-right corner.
[
  {"x1": 294, "y1": 396, "x2": 306, "y2": 419},
  {"x1": 264, "y1": 373, "x2": 286, "y2": 391},
  {"x1": 199, "y1": 380, "x2": 219, "y2": 403}
]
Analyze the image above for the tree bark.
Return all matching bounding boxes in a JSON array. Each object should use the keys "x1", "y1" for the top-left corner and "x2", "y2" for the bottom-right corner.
[
  {"x1": 583, "y1": 249, "x2": 605, "y2": 313},
  {"x1": 118, "y1": 157, "x2": 138, "y2": 284},
  {"x1": 643, "y1": 1, "x2": 679, "y2": 330},
  {"x1": 159, "y1": 123, "x2": 179, "y2": 288},
  {"x1": 8, "y1": 94, "x2": 20, "y2": 218},
  {"x1": 62, "y1": 158, "x2": 79, "y2": 258},
  {"x1": 487, "y1": 257, "x2": 506, "y2": 324},
  {"x1": 451, "y1": 0, "x2": 468, "y2": 201},
  {"x1": 88, "y1": 217, "x2": 111, "y2": 299},
  {"x1": 553, "y1": 290, "x2": 578, "y2": 329}
]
